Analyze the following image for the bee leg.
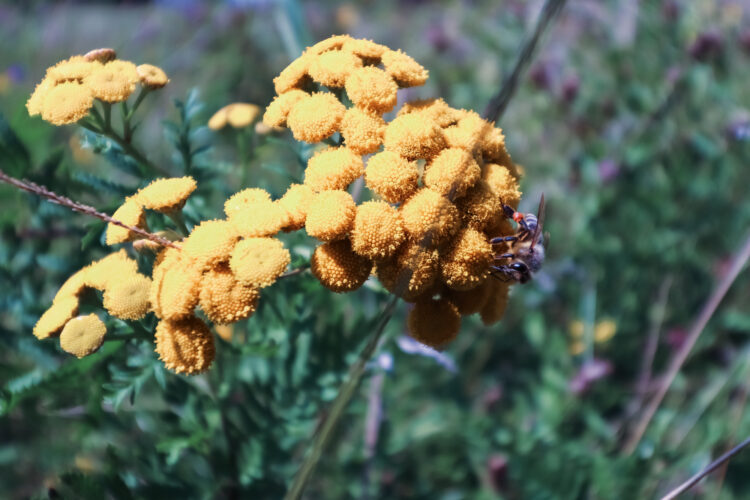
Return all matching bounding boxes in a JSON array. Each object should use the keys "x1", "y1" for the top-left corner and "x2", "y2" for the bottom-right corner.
[
  {"x1": 495, "y1": 253, "x2": 514, "y2": 260},
  {"x1": 490, "y1": 236, "x2": 517, "y2": 244},
  {"x1": 501, "y1": 204, "x2": 515, "y2": 219}
]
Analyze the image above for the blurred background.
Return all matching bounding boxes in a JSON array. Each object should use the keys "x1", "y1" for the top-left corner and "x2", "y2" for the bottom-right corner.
[{"x1": 2, "y1": 0, "x2": 750, "y2": 498}]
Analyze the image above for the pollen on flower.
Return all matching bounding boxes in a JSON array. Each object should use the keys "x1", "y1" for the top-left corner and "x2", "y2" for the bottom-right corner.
[
  {"x1": 423, "y1": 147, "x2": 481, "y2": 199},
  {"x1": 59, "y1": 314, "x2": 107, "y2": 358},
  {"x1": 136, "y1": 64, "x2": 169, "y2": 89},
  {"x1": 397, "y1": 98, "x2": 458, "y2": 128},
  {"x1": 40, "y1": 81, "x2": 94, "y2": 126},
  {"x1": 308, "y1": 49, "x2": 363, "y2": 87},
  {"x1": 384, "y1": 113, "x2": 446, "y2": 160},
  {"x1": 155, "y1": 316, "x2": 216, "y2": 375},
  {"x1": 482, "y1": 163, "x2": 522, "y2": 209},
  {"x1": 381, "y1": 49, "x2": 429, "y2": 87},
  {"x1": 85, "y1": 250, "x2": 140, "y2": 291},
  {"x1": 443, "y1": 110, "x2": 492, "y2": 153},
  {"x1": 342, "y1": 38, "x2": 388, "y2": 60},
  {"x1": 229, "y1": 237, "x2": 290, "y2": 288},
  {"x1": 481, "y1": 127, "x2": 512, "y2": 166},
  {"x1": 105, "y1": 198, "x2": 147, "y2": 245},
  {"x1": 229, "y1": 200, "x2": 289, "y2": 238},
  {"x1": 263, "y1": 89, "x2": 309, "y2": 128},
  {"x1": 308, "y1": 35, "x2": 353, "y2": 55},
  {"x1": 33, "y1": 296, "x2": 79, "y2": 340},
  {"x1": 278, "y1": 183, "x2": 314, "y2": 231},
  {"x1": 376, "y1": 239, "x2": 440, "y2": 301},
  {"x1": 304, "y1": 146, "x2": 364, "y2": 192},
  {"x1": 479, "y1": 279, "x2": 511, "y2": 326},
  {"x1": 182, "y1": 220, "x2": 240, "y2": 268},
  {"x1": 344, "y1": 66, "x2": 398, "y2": 114},
  {"x1": 407, "y1": 297, "x2": 461, "y2": 348},
  {"x1": 150, "y1": 250, "x2": 202, "y2": 320},
  {"x1": 340, "y1": 107, "x2": 386, "y2": 155},
  {"x1": 456, "y1": 180, "x2": 502, "y2": 231},
  {"x1": 102, "y1": 274, "x2": 152, "y2": 320},
  {"x1": 84, "y1": 60, "x2": 139, "y2": 102},
  {"x1": 350, "y1": 201, "x2": 406, "y2": 259},
  {"x1": 134, "y1": 176, "x2": 197, "y2": 213},
  {"x1": 224, "y1": 188, "x2": 272, "y2": 218},
  {"x1": 364, "y1": 151, "x2": 419, "y2": 204},
  {"x1": 400, "y1": 188, "x2": 460, "y2": 247},
  {"x1": 445, "y1": 279, "x2": 492, "y2": 316},
  {"x1": 198, "y1": 263, "x2": 259, "y2": 324},
  {"x1": 27, "y1": 77, "x2": 55, "y2": 116},
  {"x1": 305, "y1": 190, "x2": 356, "y2": 241},
  {"x1": 46, "y1": 56, "x2": 98, "y2": 84},
  {"x1": 287, "y1": 92, "x2": 346, "y2": 143},
  {"x1": 440, "y1": 227, "x2": 493, "y2": 291},
  {"x1": 311, "y1": 239, "x2": 372, "y2": 292},
  {"x1": 53, "y1": 268, "x2": 90, "y2": 304},
  {"x1": 273, "y1": 54, "x2": 313, "y2": 94}
]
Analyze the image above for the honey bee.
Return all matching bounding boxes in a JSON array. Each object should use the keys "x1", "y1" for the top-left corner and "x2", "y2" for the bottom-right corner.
[{"x1": 490, "y1": 194, "x2": 546, "y2": 284}]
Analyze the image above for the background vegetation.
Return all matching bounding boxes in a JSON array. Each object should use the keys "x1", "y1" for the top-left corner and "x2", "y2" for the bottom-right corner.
[{"x1": 2, "y1": 0, "x2": 750, "y2": 498}]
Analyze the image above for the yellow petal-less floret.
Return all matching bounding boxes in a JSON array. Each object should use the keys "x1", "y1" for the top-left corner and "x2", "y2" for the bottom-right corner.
[
  {"x1": 440, "y1": 227, "x2": 493, "y2": 291},
  {"x1": 278, "y1": 183, "x2": 314, "y2": 231},
  {"x1": 136, "y1": 64, "x2": 169, "y2": 89},
  {"x1": 344, "y1": 66, "x2": 398, "y2": 114},
  {"x1": 229, "y1": 200, "x2": 289, "y2": 238},
  {"x1": 479, "y1": 279, "x2": 511, "y2": 326},
  {"x1": 40, "y1": 81, "x2": 94, "y2": 126},
  {"x1": 397, "y1": 98, "x2": 459, "y2": 128},
  {"x1": 384, "y1": 113, "x2": 446, "y2": 161},
  {"x1": 400, "y1": 188, "x2": 460, "y2": 247},
  {"x1": 342, "y1": 38, "x2": 388, "y2": 60},
  {"x1": 481, "y1": 127, "x2": 512, "y2": 166},
  {"x1": 287, "y1": 92, "x2": 346, "y2": 143},
  {"x1": 311, "y1": 239, "x2": 372, "y2": 292},
  {"x1": 85, "y1": 250, "x2": 140, "y2": 291},
  {"x1": 443, "y1": 110, "x2": 492, "y2": 153},
  {"x1": 106, "y1": 198, "x2": 147, "y2": 245},
  {"x1": 84, "y1": 60, "x2": 139, "y2": 102},
  {"x1": 273, "y1": 54, "x2": 313, "y2": 94},
  {"x1": 33, "y1": 296, "x2": 79, "y2": 340},
  {"x1": 102, "y1": 274, "x2": 152, "y2": 320},
  {"x1": 182, "y1": 220, "x2": 240, "y2": 269},
  {"x1": 381, "y1": 49, "x2": 429, "y2": 87},
  {"x1": 423, "y1": 148, "x2": 481, "y2": 200},
  {"x1": 27, "y1": 77, "x2": 55, "y2": 116},
  {"x1": 482, "y1": 163, "x2": 522, "y2": 209},
  {"x1": 445, "y1": 279, "x2": 492, "y2": 316},
  {"x1": 199, "y1": 263, "x2": 259, "y2": 324},
  {"x1": 308, "y1": 49, "x2": 362, "y2": 88},
  {"x1": 364, "y1": 151, "x2": 419, "y2": 204},
  {"x1": 59, "y1": 314, "x2": 107, "y2": 358},
  {"x1": 229, "y1": 237, "x2": 290, "y2": 288},
  {"x1": 350, "y1": 201, "x2": 406, "y2": 259},
  {"x1": 263, "y1": 89, "x2": 309, "y2": 128},
  {"x1": 227, "y1": 103, "x2": 261, "y2": 128},
  {"x1": 304, "y1": 146, "x2": 364, "y2": 192},
  {"x1": 407, "y1": 297, "x2": 461, "y2": 348},
  {"x1": 134, "y1": 176, "x2": 197, "y2": 213},
  {"x1": 155, "y1": 316, "x2": 216, "y2": 375},
  {"x1": 340, "y1": 107, "x2": 385, "y2": 155},
  {"x1": 455, "y1": 180, "x2": 502, "y2": 231},
  {"x1": 46, "y1": 56, "x2": 97, "y2": 84},
  {"x1": 375, "y1": 239, "x2": 440, "y2": 301},
  {"x1": 305, "y1": 190, "x2": 356, "y2": 241},
  {"x1": 224, "y1": 188, "x2": 272, "y2": 218},
  {"x1": 53, "y1": 268, "x2": 90, "y2": 304},
  {"x1": 307, "y1": 34, "x2": 352, "y2": 55},
  {"x1": 150, "y1": 252, "x2": 202, "y2": 320}
]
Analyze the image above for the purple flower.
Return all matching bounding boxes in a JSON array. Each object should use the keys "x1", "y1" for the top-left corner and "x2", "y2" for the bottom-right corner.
[
  {"x1": 6, "y1": 64, "x2": 24, "y2": 83},
  {"x1": 598, "y1": 159, "x2": 620, "y2": 183},
  {"x1": 569, "y1": 358, "x2": 612, "y2": 394}
]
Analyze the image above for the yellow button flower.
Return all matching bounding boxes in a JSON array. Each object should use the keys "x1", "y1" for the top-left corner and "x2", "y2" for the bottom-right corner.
[
  {"x1": 304, "y1": 146, "x2": 364, "y2": 192},
  {"x1": 182, "y1": 220, "x2": 240, "y2": 268},
  {"x1": 229, "y1": 237, "x2": 290, "y2": 288},
  {"x1": 397, "y1": 98, "x2": 459, "y2": 128},
  {"x1": 407, "y1": 297, "x2": 461, "y2": 348},
  {"x1": 224, "y1": 187, "x2": 272, "y2": 218},
  {"x1": 273, "y1": 55, "x2": 312, "y2": 94},
  {"x1": 342, "y1": 38, "x2": 388, "y2": 61},
  {"x1": 26, "y1": 77, "x2": 55, "y2": 116},
  {"x1": 199, "y1": 263, "x2": 259, "y2": 324},
  {"x1": 307, "y1": 35, "x2": 352, "y2": 55},
  {"x1": 311, "y1": 239, "x2": 372, "y2": 292},
  {"x1": 305, "y1": 190, "x2": 356, "y2": 241},
  {"x1": 440, "y1": 227, "x2": 493, "y2": 291},
  {"x1": 479, "y1": 279, "x2": 511, "y2": 326},
  {"x1": 263, "y1": 89, "x2": 309, "y2": 128},
  {"x1": 443, "y1": 110, "x2": 492, "y2": 153},
  {"x1": 344, "y1": 66, "x2": 398, "y2": 114},
  {"x1": 85, "y1": 250, "x2": 140, "y2": 291},
  {"x1": 376, "y1": 239, "x2": 440, "y2": 301},
  {"x1": 53, "y1": 268, "x2": 90, "y2": 304},
  {"x1": 455, "y1": 180, "x2": 502, "y2": 231},
  {"x1": 278, "y1": 183, "x2": 314, "y2": 231},
  {"x1": 84, "y1": 60, "x2": 139, "y2": 102},
  {"x1": 83, "y1": 48, "x2": 116, "y2": 63},
  {"x1": 400, "y1": 188, "x2": 460, "y2": 247},
  {"x1": 381, "y1": 49, "x2": 429, "y2": 87},
  {"x1": 287, "y1": 92, "x2": 346, "y2": 143},
  {"x1": 40, "y1": 81, "x2": 94, "y2": 126},
  {"x1": 105, "y1": 198, "x2": 147, "y2": 245},
  {"x1": 150, "y1": 250, "x2": 202, "y2": 320},
  {"x1": 60, "y1": 314, "x2": 107, "y2": 358},
  {"x1": 350, "y1": 201, "x2": 406, "y2": 259},
  {"x1": 445, "y1": 279, "x2": 492, "y2": 316},
  {"x1": 46, "y1": 55, "x2": 98, "y2": 84},
  {"x1": 364, "y1": 151, "x2": 419, "y2": 204},
  {"x1": 155, "y1": 316, "x2": 216, "y2": 375},
  {"x1": 340, "y1": 107, "x2": 385, "y2": 155},
  {"x1": 134, "y1": 176, "x2": 197, "y2": 213},
  {"x1": 423, "y1": 148, "x2": 481, "y2": 199},
  {"x1": 228, "y1": 200, "x2": 289, "y2": 238},
  {"x1": 384, "y1": 113, "x2": 446, "y2": 161},
  {"x1": 33, "y1": 296, "x2": 79, "y2": 340},
  {"x1": 482, "y1": 163, "x2": 521, "y2": 209},
  {"x1": 102, "y1": 274, "x2": 152, "y2": 320},
  {"x1": 308, "y1": 49, "x2": 362, "y2": 87},
  {"x1": 136, "y1": 63, "x2": 169, "y2": 89}
]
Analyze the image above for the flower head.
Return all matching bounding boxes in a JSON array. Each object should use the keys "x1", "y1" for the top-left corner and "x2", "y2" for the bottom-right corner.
[
  {"x1": 407, "y1": 297, "x2": 461, "y2": 348},
  {"x1": 84, "y1": 60, "x2": 139, "y2": 102},
  {"x1": 381, "y1": 49, "x2": 429, "y2": 87},
  {"x1": 340, "y1": 107, "x2": 385, "y2": 155},
  {"x1": 384, "y1": 113, "x2": 446, "y2": 160},
  {"x1": 398, "y1": 98, "x2": 458, "y2": 128},
  {"x1": 54, "y1": 268, "x2": 90, "y2": 303},
  {"x1": 305, "y1": 190, "x2": 356, "y2": 241},
  {"x1": 311, "y1": 239, "x2": 372, "y2": 292},
  {"x1": 479, "y1": 279, "x2": 510, "y2": 326},
  {"x1": 364, "y1": 151, "x2": 419, "y2": 204},
  {"x1": 482, "y1": 163, "x2": 521, "y2": 209},
  {"x1": 27, "y1": 77, "x2": 55, "y2": 116},
  {"x1": 102, "y1": 274, "x2": 152, "y2": 320},
  {"x1": 423, "y1": 147, "x2": 481, "y2": 199},
  {"x1": 308, "y1": 49, "x2": 362, "y2": 87},
  {"x1": 443, "y1": 110, "x2": 492, "y2": 153},
  {"x1": 342, "y1": 38, "x2": 388, "y2": 60},
  {"x1": 85, "y1": 250, "x2": 140, "y2": 290},
  {"x1": 308, "y1": 35, "x2": 353, "y2": 55},
  {"x1": 344, "y1": 66, "x2": 398, "y2": 114},
  {"x1": 134, "y1": 176, "x2": 197, "y2": 213},
  {"x1": 33, "y1": 296, "x2": 79, "y2": 340},
  {"x1": 455, "y1": 180, "x2": 502, "y2": 231},
  {"x1": 209, "y1": 103, "x2": 260, "y2": 129},
  {"x1": 224, "y1": 188, "x2": 272, "y2": 218},
  {"x1": 40, "y1": 81, "x2": 94, "y2": 125},
  {"x1": 351, "y1": 201, "x2": 406, "y2": 259},
  {"x1": 287, "y1": 92, "x2": 346, "y2": 143},
  {"x1": 155, "y1": 316, "x2": 215, "y2": 374},
  {"x1": 136, "y1": 63, "x2": 169, "y2": 89},
  {"x1": 445, "y1": 279, "x2": 492, "y2": 316},
  {"x1": 376, "y1": 239, "x2": 440, "y2": 301},
  {"x1": 400, "y1": 188, "x2": 460, "y2": 247},
  {"x1": 46, "y1": 56, "x2": 97, "y2": 84},
  {"x1": 150, "y1": 249, "x2": 202, "y2": 320},
  {"x1": 229, "y1": 237, "x2": 290, "y2": 288},
  {"x1": 199, "y1": 263, "x2": 259, "y2": 324},
  {"x1": 60, "y1": 314, "x2": 107, "y2": 358},
  {"x1": 273, "y1": 55, "x2": 312, "y2": 94},
  {"x1": 440, "y1": 227, "x2": 493, "y2": 290},
  {"x1": 228, "y1": 200, "x2": 289, "y2": 238},
  {"x1": 304, "y1": 146, "x2": 364, "y2": 192},
  {"x1": 278, "y1": 183, "x2": 314, "y2": 231},
  {"x1": 182, "y1": 220, "x2": 240, "y2": 268},
  {"x1": 106, "y1": 198, "x2": 147, "y2": 245}
]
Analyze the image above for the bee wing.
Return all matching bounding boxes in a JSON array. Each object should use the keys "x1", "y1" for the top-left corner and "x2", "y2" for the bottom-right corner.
[{"x1": 530, "y1": 194, "x2": 546, "y2": 250}]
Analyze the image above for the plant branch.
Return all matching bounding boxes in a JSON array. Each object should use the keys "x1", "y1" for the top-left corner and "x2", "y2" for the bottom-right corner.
[
  {"x1": 624, "y1": 230, "x2": 750, "y2": 454},
  {"x1": 483, "y1": 0, "x2": 568, "y2": 123},
  {"x1": 0, "y1": 168, "x2": 179, "y2": 249}
]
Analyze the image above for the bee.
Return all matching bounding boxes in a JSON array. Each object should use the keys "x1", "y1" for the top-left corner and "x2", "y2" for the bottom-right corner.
[{"x1": 490, "y1": 194, "x2": 546, "y2": 284}]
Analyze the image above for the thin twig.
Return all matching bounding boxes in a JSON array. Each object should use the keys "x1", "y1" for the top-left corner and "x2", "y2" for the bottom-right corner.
[
  {"x1": 483, "y1": 0, "x2": 568, "y2": 123},
  {"x1": 660, "y1": 435, "x2": 750, "y2": 500},
  {"x1": 0, "y1": 168, "x2": 179, "y2": 249},
  {"x1": 624, "y1": 230, "x2": 750, "y2": 454},
  {"x1": 279, "y1": 266, "x2": 309, "y2": 280}
]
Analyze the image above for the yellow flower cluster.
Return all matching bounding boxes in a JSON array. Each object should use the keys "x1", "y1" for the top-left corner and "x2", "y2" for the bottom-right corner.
[
  {"x1": 27, "y1": 49, "x2": 169, "y2": 126},
  {"x1": 208, "y1": 103, "x2": 261, "y2": 130},
  {"x1": 264, "y1": 35, "x2": 523, "y2": 348}
]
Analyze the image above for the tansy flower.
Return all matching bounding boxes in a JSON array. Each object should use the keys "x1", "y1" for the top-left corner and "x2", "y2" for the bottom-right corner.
[
  {"x1": 155, "y1": 316, "x2": 215, "y2": 374},
  {"x1": 84, "y1": 60, "x2": 139, "y2": 102},
  {"x1": 134, "y1": 176, "x2": 197, "y2": 213},
  {"x1": 445, "y1": 279, "x2": 492, "y2": 316},
  {"x1": 456, "y1": 180, "x2": 502, "y2": 231},
  {"x1": 102, "y1": 274, "x2": 152, "y2": 320},
  {"x1": 150, "y1": 250, "x2": 202, "y2": 320},
  {"x1": 136, "y1": 64, "x2": 169, "y2": 89},
  {"x1": 423, "y1": 148, "x2": 481, "y2": 199},
  {"x1": 33, "y1": 296, "x2": 79, "y2": 340},
  {"x1": 198, "y1": 263, "x2": 259, "y2": 324},
  {"x1": 85, "y1": 250, "x2": 140, "y2": 291},
  {"x1": 307, "y1": 34, "x2": 352, "y2": 55},
  {"x1": 482, "y1": 163, "x2": 521, "y2": 209},
  {"x1": 595, "y1": 320, "x2": 617, "y2": 343},
  {"x1": 381, "y1": 49, "x2": 429, "y2": 87},
  {"x1": 440, "y1": 227, "x2": 493, "y2": 291},
  {"x1": 376, "y1": 239, "x2": 440, "y2": 301},
  {"x1": 229, "y1": 200, "x2": 289, "y2": 238},
  {"x1": 106, "y1": 198, "x2": 148, "y2": 245},
  {"x1": 397, "y1": 98, "x2": 458, "y2": 128},
  {"x1": 40, "y1": 81, "x2": 94, "y2": 126},
  {"x1": 305, "y1": 190, "x2": 356, "y2": 241},
  {"x1": 340, "y1": 107, "x2": 385, "y2": 155},
  {"x1": 229, "y1": 237, "x2": 290, "y2": 288},
  {"x1": 311, "y1": 239, "x2": 372, "y2": 292},
  {"x1": 344, "y1": 66, "x2": 398, "y2": 114},
  {"x1": 182, "y1": 220, "x2": 240, "y2": 268},
  {"x1": 342, "y1": 38, "x2": 388, "y2": 61},
  {"x1": 46, "y1": 56, "x2": 97, "y2": 84},
  {"x1": 481, "y1": 127, "x2": 512, "y2": 166},
  {"x1": 262, "y1": 89, "x2": 309, "y2": 128},
  {"x1": 407, "y1": 297, "x2": 461, "y2": 348},
  {"x1": 400, "y1": 188, "x2": 460, "y2": 247},
  {"x1": 83, "y1": 48, "x2": 116, "y2": 63},
  {"x1": 308, "y1": 49, "x2": 362, "y2": 87},
  {"x1": 287, "y1": 92, "x2": 346, "y2": 143},
  {"x1": 278, "y1": 183, "x2": 314, "y2": 231},
  {"x1": 209, "y1": 103, "x2": 260, "y2": 130},
  {"x1": 59, "y1": 314, "x2": 107, "y2": 358},
  {"x1": 224, "y1": 187, "x2": 272, "y2": 218},
  {"x1": 350, "y1": 201, "x2": 406, "y2": 259},
  {"x1": 479, "y1": 279, "x2": 510, "y2": 326},
  {"x1": 364, "y1": 151, "x2": 419, "y2": 204},
  {"x1": 273, "y1": 54, "x2": 313, "y2": 94},
  {"x1": 132, "y1": 229, "x2": 181, "y2": 253},
  {"x1": 215, "y1": 324, "x2": 234, "y2": 343},
  {"x1": 53, "y1": 268, "x2": 90, "y2": 303},
  {"x1": 384, "y1": 113, "x2": 446, "y2": 160},
  {"x1": 443, "y1": 110, "x2": 492, "y2": 153},
  {"x1": 26, "y1": 77, "x2": 55, "y2": 116},
  {"x1": 304, "y1": 146, "x2": 364, "y2": 192}
]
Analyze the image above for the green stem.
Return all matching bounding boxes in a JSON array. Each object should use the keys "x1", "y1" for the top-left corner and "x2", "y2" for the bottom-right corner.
[
  {"x1": 106, "y1": 128, "x2": 171, "y2": 177},
  {"x1": 166, "y1": 210, "x2": 190, "y2": 236},
  {"x1": 127, "y1": 87, "x2": 150, "y2": 121},
  {"x1": 103, "y1": 102, "x2": 112, "y2": 130},
  {"x1": 284, "y1": 295, "x2": 399, "y2": 500}
]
